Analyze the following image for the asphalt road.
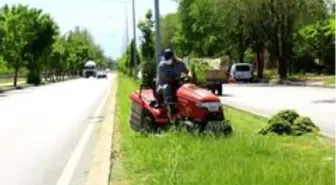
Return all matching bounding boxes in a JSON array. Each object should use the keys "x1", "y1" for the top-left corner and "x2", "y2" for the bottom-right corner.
[
  {"x1": 220, "y1": 84, "x2": 335, "y2": 137},
  {"x1": 0, "y1": 73, "x2": 115, "y2": 185}
]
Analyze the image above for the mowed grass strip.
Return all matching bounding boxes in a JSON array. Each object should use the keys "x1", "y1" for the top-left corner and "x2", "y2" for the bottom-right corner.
[
  {"x1": 0, "y1": 77, "x2": 26, "y2": 87},
  {"x1": 112, "y1": 73, "x2": 335, "y2": 185}
]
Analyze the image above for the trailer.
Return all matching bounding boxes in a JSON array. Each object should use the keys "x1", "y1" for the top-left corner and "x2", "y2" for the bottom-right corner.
[
  {"x1": 205, "y1": 69, "x2": 229, "y2": 95},
  {"x1": 203, "y1": 58, "x2": 231, "y2": 95}
]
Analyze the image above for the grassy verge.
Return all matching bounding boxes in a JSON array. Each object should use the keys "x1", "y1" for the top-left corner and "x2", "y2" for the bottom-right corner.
[
  {"x1": 264, "y1": 69, "x2": 335, "y2": 84},
  {"x1": 112, "y1": 72, "x2": 335, "y2": 185},
  {"x1": 0, "y1": 77, "x2": 26, "y2": 87},
  {"x1": 288, "y1": 73, "x2": 335, "y2": 84}
]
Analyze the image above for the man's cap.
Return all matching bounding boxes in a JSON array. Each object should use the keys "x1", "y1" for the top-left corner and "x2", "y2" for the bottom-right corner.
[{"x1": 163, "y1": 48, "x2": 174, "y2": 60}]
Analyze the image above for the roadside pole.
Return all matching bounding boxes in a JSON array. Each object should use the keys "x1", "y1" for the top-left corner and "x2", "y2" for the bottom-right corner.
[
  {"x1": 154, "y1": 0, "x2": 161, "y2": 65},
  {"x1": 132, "y1": 0, "x2": 138, "y2": 79}
]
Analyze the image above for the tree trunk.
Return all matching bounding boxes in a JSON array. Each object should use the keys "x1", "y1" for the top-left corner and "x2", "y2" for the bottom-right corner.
[
  {"x1": 239, "y1": 52, "x2": 244, "y2": 63},
  {"x1": 44, "y1": 69, "x2": 48, "y2": 83},
  {"x1": 274, "y1": 33, "x2": 287, "y2": 81},
  {"x1": 13, "y1": 66, "x2": 19, "y2": 87},
  {"x1": 278, "y1": 55, "x2": 287, "y2": 80},
  {"x1": 256, "y1": 52, "x2": 264, "y2": 79}
]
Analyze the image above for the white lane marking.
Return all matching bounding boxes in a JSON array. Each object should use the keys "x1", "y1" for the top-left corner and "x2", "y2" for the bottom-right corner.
[{"x1": 55, "y1": 74, "x2": 114, "y2": 185}]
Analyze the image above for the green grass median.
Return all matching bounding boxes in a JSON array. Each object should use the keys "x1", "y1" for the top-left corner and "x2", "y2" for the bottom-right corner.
[
  {"x1": 0, "y1": 77, "x2": 26, "y2": 88},
  {"x1": 264, "y1": 69, "x2": 335, "y2": 85},
  {"x1": 112, "y1": 72, "x2": 335, "y2": 185}
]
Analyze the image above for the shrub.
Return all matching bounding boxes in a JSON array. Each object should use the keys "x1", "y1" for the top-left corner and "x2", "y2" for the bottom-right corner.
[
  {"x1": 263, "y1": 69, "x2": 277, "y2": 81},
  {"x1": 27, "y1": 67, "x2": 42, "y2": 85},
  {"x1": 259, "y1": 110, "x2": 319, "y2": 136}
]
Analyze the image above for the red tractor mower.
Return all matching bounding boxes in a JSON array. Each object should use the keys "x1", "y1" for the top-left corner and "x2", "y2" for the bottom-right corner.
[{"x1": 129, "y1": 76, "x2": 232, "y2": 135}]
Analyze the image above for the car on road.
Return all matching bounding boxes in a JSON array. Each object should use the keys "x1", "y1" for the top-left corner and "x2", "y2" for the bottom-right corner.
[
  {"x1": 97, "y1": 70, "x2": 107, "y2": 79},
  {"x1": 83, "y1": 60, "x2": 97, "y2": 78}
]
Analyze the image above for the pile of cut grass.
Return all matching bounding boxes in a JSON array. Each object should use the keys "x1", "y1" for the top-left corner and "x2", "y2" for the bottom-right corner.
[{"x1": 111, "y1": 73, "x2": 335, "y2": 185}]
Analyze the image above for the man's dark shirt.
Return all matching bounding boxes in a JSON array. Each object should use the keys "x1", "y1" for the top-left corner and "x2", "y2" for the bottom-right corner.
[{"x1": 157, "y1": 59, "x2": 188, "y2": 86}]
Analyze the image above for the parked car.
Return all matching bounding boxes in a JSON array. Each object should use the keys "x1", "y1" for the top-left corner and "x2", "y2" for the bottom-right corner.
[{"x1": 229, "y1": 63, "x2": 254, "y2": 82}]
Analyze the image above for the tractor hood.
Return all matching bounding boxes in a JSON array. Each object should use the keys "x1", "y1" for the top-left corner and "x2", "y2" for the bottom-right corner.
[{"x1": 177, "y1": 84, "x2": 219, "y2": 102}]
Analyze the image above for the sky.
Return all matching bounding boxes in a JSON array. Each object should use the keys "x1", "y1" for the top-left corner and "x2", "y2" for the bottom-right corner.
[{"x1": 3, "y1": 0, "x2": 178, "y2": 59}]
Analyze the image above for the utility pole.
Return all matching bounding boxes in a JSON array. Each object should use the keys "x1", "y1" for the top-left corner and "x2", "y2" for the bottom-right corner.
[
  {"x1": 124, "y1": 3, "x2": 129, "y2": 48},
  {"x1": 131, "y1": 0, "x2": 137, "y2": 79},
  {"x1": 154, "y1": 0, "x2": 161, "y2": 65}
]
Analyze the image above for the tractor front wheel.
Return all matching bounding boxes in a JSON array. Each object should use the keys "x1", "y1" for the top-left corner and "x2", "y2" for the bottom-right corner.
[
  {"x1": 202, "y1": 121, "x2": 233, "y2": 136},
  {"x1": 140, "y1": 115, "x2": 156, "y2": 134}
]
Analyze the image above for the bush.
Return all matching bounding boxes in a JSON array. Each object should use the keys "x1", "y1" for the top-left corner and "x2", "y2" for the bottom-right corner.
[
  {"x1": 262, "y1": 69, "x2": 277, "y2": 81},
  {"x1": 27, "y1": 70, "x2": 42, "y2": 85},
  {"x1": 259, "y1": 110, "x2": 319, "y2": 136}
]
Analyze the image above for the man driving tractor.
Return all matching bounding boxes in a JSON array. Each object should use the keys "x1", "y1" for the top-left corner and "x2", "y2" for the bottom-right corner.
[{"x1": 156, "y1": 48, "x2": 190, "y2": 118}]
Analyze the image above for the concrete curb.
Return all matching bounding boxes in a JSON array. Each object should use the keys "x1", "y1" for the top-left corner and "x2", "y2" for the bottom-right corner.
[{"x1": 85, "y1": 74, "x2": 118, "y2": 185}]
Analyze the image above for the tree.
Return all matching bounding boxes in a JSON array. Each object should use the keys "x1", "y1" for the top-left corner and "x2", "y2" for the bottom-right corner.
[
  {"x1": 177, "y1": 0, "x2": 231, "y2": 57},
  {"x1": 118, "y1": 39, "x2": 141, "y2": 76},
  {"x1": 0, "y1": 3, "x2": 112, "y2": 86},
  {"x1": 0, "y1": 4, "x2": 32, "y2": 86},
  {"x1": 138, "y1": 9, "x2": 156, "y2": 87},
  {"x1": 23, "y1": 9, "x2": 59, "y2": 85},
  {"x1": 160, "y1": 13, "x2": 179, "y2": 49},
  {"x1": 258, "y1": 0, "x2": 325, "y2": 80}
]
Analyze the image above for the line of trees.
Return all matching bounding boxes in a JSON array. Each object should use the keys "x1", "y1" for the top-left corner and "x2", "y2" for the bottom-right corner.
[
  {"x1": 119, "y1": 0, "x2": 335, "y2": 81},
  {"x1": 0, "y1": 4, "x2": 114, "y2": 86},
  {"x1": 165, "y1": 0, "x2": 335, "y2": 80}
]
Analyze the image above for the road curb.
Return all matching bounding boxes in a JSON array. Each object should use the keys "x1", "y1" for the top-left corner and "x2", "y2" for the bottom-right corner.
[{"x1": 85, "y1": 74, "x2": 118, "y2": 185}]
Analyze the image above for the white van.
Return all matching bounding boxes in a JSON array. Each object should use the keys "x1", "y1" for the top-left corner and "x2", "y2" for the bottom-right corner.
[{"x1": 230, "y1": 63, "x2": 253, "y2": 81}]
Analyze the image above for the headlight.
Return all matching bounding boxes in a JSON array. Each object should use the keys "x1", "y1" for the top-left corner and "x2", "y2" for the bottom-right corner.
[{"x1": 196, "y1": 101, "x2": 222, "y2": 111}]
